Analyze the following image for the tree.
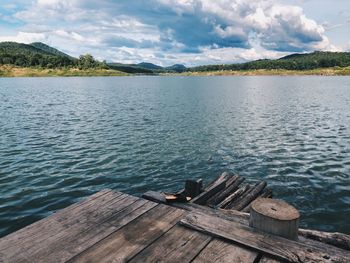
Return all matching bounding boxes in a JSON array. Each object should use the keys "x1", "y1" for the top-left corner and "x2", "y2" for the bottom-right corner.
[{"x1": 78, "y1": 54, "x2": 96, "y2": 69}]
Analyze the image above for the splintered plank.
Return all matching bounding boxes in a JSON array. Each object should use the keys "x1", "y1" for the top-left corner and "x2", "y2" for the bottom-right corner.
[
  {"x1": 192, "y1": 238, "x2": 259, "y2": 263},
  {"x1": 180, "y1": 213, "x2": 350, "y2": 263},
  {"x1": 217, "y1": 185, "x2": 250, "y2": 208},
  {"x1": 0, "y1": 192, "x2": 158, "y2": 263},
  {"x1": 129, "y1": 225, "x2": 212, "y2": 263},
  {"x1": 191, "y1": 177, "x2": 228, "y2": 205},
  {"x1": 259, "y1": 255, "x2": 284, "y2": 263},
  {"x1": 207, "y1": 176, "x2": 244, "y2": 207},
  {"x1": 206, "y1": 175, "x2": 238, "y2": 206},
  {"x1": 69, "y1": 205, "x2": 185, "y2": 263},
  {"x1": 231, "y1": 181, "x2": 267, "y2": 211}
]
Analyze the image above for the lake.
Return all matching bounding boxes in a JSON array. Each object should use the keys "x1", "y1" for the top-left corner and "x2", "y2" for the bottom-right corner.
[{"x1": 0, "y1": 76, "x2": 349, "y2": 237}]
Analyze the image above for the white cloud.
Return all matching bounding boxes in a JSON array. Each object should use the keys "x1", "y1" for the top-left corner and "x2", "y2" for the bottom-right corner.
[
  {"x1": 0, "y1": 31, "x2": 47, "y2": 43},
  {"x1": 0, "y1": 0, "x2": 337, "y2": 65}
]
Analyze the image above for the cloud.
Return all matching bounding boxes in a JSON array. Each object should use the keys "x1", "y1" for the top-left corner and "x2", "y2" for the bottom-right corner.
[
  {"x1": 0, "y1": 31, "x2": 47, "y2": 43},
  {"x1": 0, "y1": 0, "x2": 334, "y2": 65}
]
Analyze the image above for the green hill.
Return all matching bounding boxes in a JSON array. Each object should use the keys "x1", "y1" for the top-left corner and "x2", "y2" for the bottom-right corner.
[
  {"x1": 30, "y1": 42, "x2": 73, "y2": 58},
  {"x1": 189, "y1": 51, "x2": 350, "y2": 72},
  {"x1": 0, "y1": 41, "x2": 75, "y2": 67}
]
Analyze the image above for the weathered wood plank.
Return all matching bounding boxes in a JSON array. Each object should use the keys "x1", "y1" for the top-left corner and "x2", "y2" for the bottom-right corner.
[
  {"x1": 225, "y1": 185, "x2": 252, "y2": 209},
  {"x1": 299, "y1": 229, "x2": 350, "y2": 251},
  {"x1": 170, "y1": 202, "x2": 350, "y2": 259},
  {"x1": 0, "y1": 193, "x2": 147, "y2": 263},
  {"x1": 129, "y1": 225, "x2": 212, "y2": 263},
  {"x1": 192, "y1": 238, "x2": 259, "y2": 263},
  {"x1": 191, "y1": 177, "x2": 228, "y2": 205},
  {"x1": 69, "y1": 205, "x2": 185, "y2": 263},
  {"x1": 204, "y1": 172, "x2": 231, "y2": 190},
  {"x1": 206, "y1": 175, "x2": 239, "y2": 206},
  {"x1": 44, "y1": 198, "x2": 157, "y2": 262},
  {"x1": 0, "y1": 190, "x2": 122, "y2": 254},
  {"x1": 180, "y1": 213, "x2": 350, "y2": 263},
  {"x1": 259, "y1": 255, "x2": 284, "y2": 263},
  {"x1": 231, "y1": 181, "x2": 267, "y2": 211},
  {"x1": 217, "y1": 184, "x2": 250, "y2": 208}
]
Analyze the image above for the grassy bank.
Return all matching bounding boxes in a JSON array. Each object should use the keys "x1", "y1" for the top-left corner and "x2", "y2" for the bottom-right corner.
[
  {"x1": 1, "y1": 65, "x2": 350, "y2": 77},
  {"x1": 0, "y1": 65, "x2": 128, "y2": 77},
  {"x1": 179, "y1": 67, "x2": 350, "y2": 76}
]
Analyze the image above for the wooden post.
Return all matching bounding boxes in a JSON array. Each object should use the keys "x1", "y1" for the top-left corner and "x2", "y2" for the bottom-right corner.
[{"x1": 249, "y1": 198, "x2": 300, "y2": 240}]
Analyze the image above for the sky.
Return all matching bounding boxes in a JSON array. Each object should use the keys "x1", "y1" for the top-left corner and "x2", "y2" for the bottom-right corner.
[{"x1": 0, "y1": 0, "x2": 349, "y2": 66}]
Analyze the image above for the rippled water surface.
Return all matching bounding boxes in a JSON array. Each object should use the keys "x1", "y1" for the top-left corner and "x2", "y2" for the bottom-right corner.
[{"x1": 1, "y1": 76, "x2": 350, "y2": 237}]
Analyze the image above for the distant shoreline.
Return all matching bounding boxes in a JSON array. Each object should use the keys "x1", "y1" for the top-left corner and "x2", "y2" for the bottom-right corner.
[{"x1": 1, "y1": 65, "x2": 350, "y2": 77}]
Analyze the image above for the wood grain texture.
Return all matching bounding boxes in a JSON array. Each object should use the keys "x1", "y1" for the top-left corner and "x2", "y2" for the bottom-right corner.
[
  {"x1": 0, "y1": 192, "x2": 157, "y2": 263},
  {"x1": 241, "y1": 188, "x2": 272, "y2": 213},
  {"x1": 192, "y1": 238, "x2": 259, "y2": 263},
  {"x1": 129, "y1": 225, "x2": 212, "y2": 263},
  {"x1": 249, "y1": 198, "x2": 299, "y2": 240},
  {"x1": 180, "y1": 213, "x2": 350, "y2": 263},
  {"x1": 218, "y1": 185, "x2": 250, "y2": 209},
  {"x1": 69, "y1": 205, "x2": 185, "y2": 263},
  {"x1": 191, "y1": 178, "x2": 227, "y2": 205},
  {"x1": 231, "y1": 181, "x2": 267, "y2": 211},
  {"x1": 299, "y1": 229, "x2": 350, "y2": 251},
  {"x1": 259, "y1": 255, "x2": 284, "y2": 263},
  {"x1": 0, "y1": 190, "x2": 123, "y2": 260},
  {"x1": 206, "y1": 175, "x2": 239, "y2": 206}
]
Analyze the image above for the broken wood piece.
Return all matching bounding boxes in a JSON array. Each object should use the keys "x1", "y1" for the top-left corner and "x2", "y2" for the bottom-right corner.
[
  {"x1": 204, "y1": 172, "x2": 231, "y2": 191},
  {"x1": 218, "y1": 184, "x2": 250, "y2": 209},
  {"x1": 191, "y1": 176, "x2": 228, "y2": 205},
  {"x1": 207, "y1": 175, "x2": 242, "y2": 207},
  {"x1": 249, "y1": 198, "x2": 300, "y2": 240},
  {"x1": 231, "y1": 181, "x2": 267, "y2": 211},
  {"x1": 299, "y1": 229, "x2": 350, "y2": 251},
  {"x1": 180, "y1": 213, "x2": 350, "y2": 263}
]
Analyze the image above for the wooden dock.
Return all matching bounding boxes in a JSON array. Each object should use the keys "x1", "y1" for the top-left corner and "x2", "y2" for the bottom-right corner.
[{"x1": 0, "y1": 187, "x2": 349, "y2": 262}]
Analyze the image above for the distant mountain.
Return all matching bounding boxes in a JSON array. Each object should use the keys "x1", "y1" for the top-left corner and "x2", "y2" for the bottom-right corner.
[
  {"x1": 165, "y1": 64, "x2": 186, "y2": 72},
  {"x1": 107, "y1": 63, "x2": 154, "y2": 74},
  {"x1": 108, "y1": 62, "x2": 187, "y2": 74},
  {"x1": 136, "y1": 62, "x2": 163, "y2": 70},
  {"x1": 190, "y1": 51, "x2": 350, "y2": 72},
  {"x1": 30, "y1": 42, "x2": 72, "y2": 58}
]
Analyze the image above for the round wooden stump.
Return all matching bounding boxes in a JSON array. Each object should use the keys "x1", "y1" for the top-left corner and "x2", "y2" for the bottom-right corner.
[{"x1": 249, "y1": 198, "x2": 300, "y2": 240}]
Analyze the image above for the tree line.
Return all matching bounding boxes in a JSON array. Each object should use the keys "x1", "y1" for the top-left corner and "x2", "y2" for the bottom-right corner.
[
  {"x1": 190, "y1": 51, "x2": 350, "y2": 72},
  {"x1": 0, "y1": 42, "x2": 107, "y2": 69}
]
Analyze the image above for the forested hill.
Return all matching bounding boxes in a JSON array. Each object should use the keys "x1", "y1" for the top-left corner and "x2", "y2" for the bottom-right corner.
[
  {"x1": 1, "y1": 41, "x2": 350, "y2": 73},
  {"x1": 0, "y1": 42, "x2": 76, "y2": 67},
  {"x1": 190, "y1": 51, "x2": 350, "y2": 72},
  {"x1": 30, "y1": 42, "x2": 73, "y2": 59},
  {"x1": 0, "y1": 42, "x2": 107, "y2": 69}
]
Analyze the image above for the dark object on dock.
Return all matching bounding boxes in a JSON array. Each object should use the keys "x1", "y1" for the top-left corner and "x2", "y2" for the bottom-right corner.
[{"x1": 156, "y1": 172, "x2": 272, "y2": 212}]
